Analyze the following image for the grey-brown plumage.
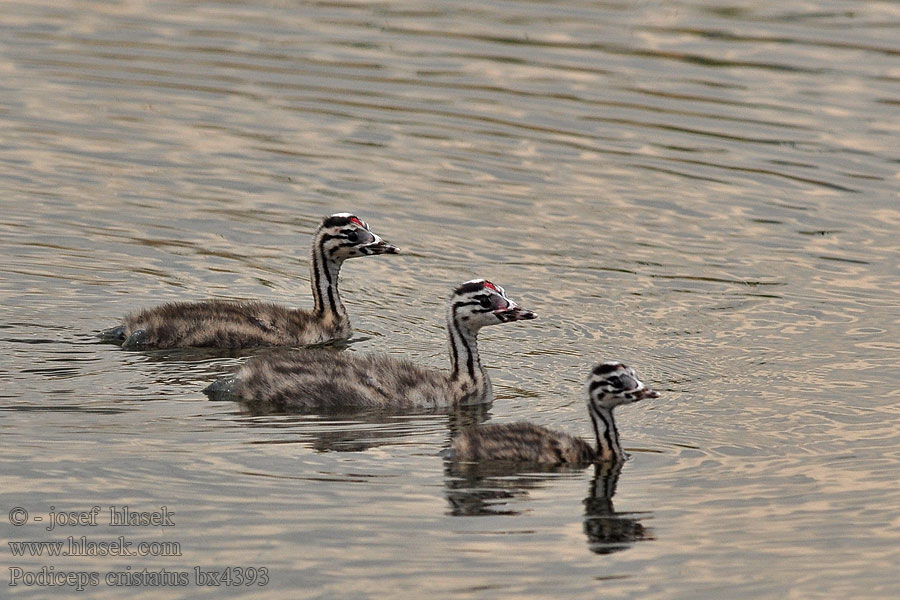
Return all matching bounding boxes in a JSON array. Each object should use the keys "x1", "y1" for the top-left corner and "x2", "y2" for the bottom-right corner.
[
  {"x1": 451, "y1": 362, "x2": 658, "y2": 465},
  {"x1": 99, "y1": 213, "x2": 397, "y2": 349},
  {"x1": 116, "y1": 301, "x2": 347, "y2": 349},
  {"x1": 206, "y1": 279, "x2": 537, "y2": 411},
  {"x1": 452, "y1": 422, "x2": 597, "y2": 464},
  {"x1": 222, "y1": 350, "x2": 465, "y2": 411}
]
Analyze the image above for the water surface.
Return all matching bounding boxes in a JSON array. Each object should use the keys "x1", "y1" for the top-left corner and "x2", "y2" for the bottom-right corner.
[{"x1": 2, "y1": 1, "x2": 899, "y2": 598}]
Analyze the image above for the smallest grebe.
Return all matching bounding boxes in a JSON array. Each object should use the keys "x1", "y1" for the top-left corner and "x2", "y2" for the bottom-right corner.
[{"x1": 450, "y1": 362, "x2": 658, "y2": 464}]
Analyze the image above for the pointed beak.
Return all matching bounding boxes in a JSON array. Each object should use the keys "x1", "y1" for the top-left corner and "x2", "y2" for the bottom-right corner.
[
  {"x1": 631, "y1": 387, "x2": 659, "y2": 402},
  {"x1": 362, "y1": 233, "x2": 400, "y2": 255},
  {"x1": 494, "y1": 302, "x2": 537, "y2": 322}
]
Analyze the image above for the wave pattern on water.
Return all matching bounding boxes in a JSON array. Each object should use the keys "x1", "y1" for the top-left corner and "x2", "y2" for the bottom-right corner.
[{"x1": 2, "y1": 1, "x2": 899, "y2": 598}]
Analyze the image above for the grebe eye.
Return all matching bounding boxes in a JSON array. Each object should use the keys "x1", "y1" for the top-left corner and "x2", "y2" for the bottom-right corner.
[
  {"x1": 479, "y1": 296, "x2": 493, "y2": 309},
  {"x1": 346, "y1": 231, "x2": 359, "y2": 243}
]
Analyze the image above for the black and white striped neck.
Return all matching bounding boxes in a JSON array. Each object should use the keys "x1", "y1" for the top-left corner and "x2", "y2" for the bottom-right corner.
[
  {"x1": 588, "y1": 403, "x2": 624, "y2": 462},
  {"x1": 446, "y1": 305, "x2": 490, "y2": 402},
  {"x1": 309, "y1": 231, "x2": 348, "y2": 322}
]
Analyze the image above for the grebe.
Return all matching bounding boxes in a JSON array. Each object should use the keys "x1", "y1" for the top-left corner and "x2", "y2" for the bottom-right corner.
[
  {"x1": 99, "y1": 213, "x2": 398, "y2": 349},
  {"x1": 204, "y1": 279, "x2": 536, "y2": 410},
  {"x1": 450, "y1": 362, "x2": 658, "y2": 464}
]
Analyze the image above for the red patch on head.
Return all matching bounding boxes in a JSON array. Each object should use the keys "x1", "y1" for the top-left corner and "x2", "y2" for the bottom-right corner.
[
  {"x1": 482, "y1": 281, "x2": 498, "y2": 292},
  {"x1": 349, "y1": 216, "x2": 364, "y2": 227}
]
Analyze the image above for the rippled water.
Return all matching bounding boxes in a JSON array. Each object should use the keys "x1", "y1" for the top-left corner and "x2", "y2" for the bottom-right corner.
[{"x1": 2, "y1": 1, "x2": 899, "y2": 598}]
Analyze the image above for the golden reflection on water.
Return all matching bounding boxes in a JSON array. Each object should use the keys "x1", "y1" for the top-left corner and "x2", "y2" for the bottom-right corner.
[{"x1": 2, "y1": 0, "x2": 900, "y2": 598}]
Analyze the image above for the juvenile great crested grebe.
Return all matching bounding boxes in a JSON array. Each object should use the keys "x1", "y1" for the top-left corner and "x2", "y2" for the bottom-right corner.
[
  {"x1": 450, "y1": 362, "x2": 658, "y2": 464},
  {"x1": 99, "y1": 213, "x2": 398, "y2": 349},
  {"x1": 204, "y1": 279, "x2": 536, "y2": 410}
]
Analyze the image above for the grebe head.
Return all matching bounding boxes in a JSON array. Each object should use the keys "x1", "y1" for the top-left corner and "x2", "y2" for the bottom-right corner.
[
  {"x1": 318, "y1": 213, "x2": 399, "y2": 261},
  {"x1": 586, "y1": 362, "x2": 658, "y2": 411},
  {"x1": 450, "y1": 279, "x2": 536, "y2": 331}
]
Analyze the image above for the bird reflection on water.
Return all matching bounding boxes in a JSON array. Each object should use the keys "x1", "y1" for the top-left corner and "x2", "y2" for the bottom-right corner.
[
  {"x1": 582, "y1": 462, "x2": 654, "y2": 555},
  {"x1": 444, "y1": 460, "x2": 652, "y2": 555},
  {"x1": 227, "y1": 402, "x2": 491, "y2": 453}
]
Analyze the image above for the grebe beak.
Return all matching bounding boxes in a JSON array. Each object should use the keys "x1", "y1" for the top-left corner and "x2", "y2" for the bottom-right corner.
[
  {"x1": 495, "y1": 305, "x2": 537, "y2": 322},
  {"x1": 361, "y1": 233, "x2": 400, "y2": 255},
  {"x1": 631, "y1": 387, "x2": 659, "y2": 402}
]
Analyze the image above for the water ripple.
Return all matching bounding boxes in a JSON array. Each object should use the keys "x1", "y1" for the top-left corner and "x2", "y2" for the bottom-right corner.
[{"x1": 2, "y1": 1, "x2": 899, "y2": 598}]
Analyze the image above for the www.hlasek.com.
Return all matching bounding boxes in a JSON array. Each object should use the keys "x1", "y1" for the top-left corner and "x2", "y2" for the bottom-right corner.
[{"x1": 9, "y1": 566, "x2": 269, "y2": 591}]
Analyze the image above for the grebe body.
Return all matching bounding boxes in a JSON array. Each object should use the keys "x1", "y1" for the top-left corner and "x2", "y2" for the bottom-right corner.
[
  {"x1": 205, "y1": 279, "x2": 536, "y2": 411},
  {"x1": 451, "y1": 362, "x2": 658, "y2": 464},
  {"x1": 100, "y1": 213, "x2": 397, "y2": 349}
]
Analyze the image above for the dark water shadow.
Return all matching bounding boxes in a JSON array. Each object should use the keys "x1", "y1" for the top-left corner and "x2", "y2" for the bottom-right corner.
[
  {"x1": 219, "y1": 402, "x2": 492, "y2": 453},
  {"x1": 444, "y1": 460, "x2": 653, "y2": 555},
  {"x1": 102, "y1": 343, "x2": 360, "y2": 394},
  {"x1": 97, "y1": 335, "x2": 365, "y2": 362},
  {"x1": 0, "y1": 404, "x2": 128, "y2": 415},
  {"x1": 582, "y1": 462, "x2": 655, "y2": 555}
]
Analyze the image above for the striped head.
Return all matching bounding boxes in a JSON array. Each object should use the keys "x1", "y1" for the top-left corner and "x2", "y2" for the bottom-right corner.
[
  {"x1": 586, "y1": 362, "x2": 658, "y2": 410},
  {"x1": 316, "y1": 213, "x2": 399, "y2": 261},
  {"x1": 449, "y1": 279, "x2": 537, "y2": 332}
]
